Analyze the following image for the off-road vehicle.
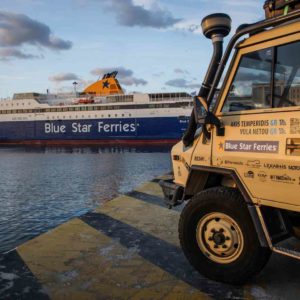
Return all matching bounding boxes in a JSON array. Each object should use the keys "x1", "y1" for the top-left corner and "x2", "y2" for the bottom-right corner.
[{"x1": 160, "y1": 1, "x2": 300, "y2": 284}]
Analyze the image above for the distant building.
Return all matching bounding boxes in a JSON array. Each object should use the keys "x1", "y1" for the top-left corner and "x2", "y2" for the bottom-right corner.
[{"x1": 252, "y1": 82, "x2": 300, "y2": 106}]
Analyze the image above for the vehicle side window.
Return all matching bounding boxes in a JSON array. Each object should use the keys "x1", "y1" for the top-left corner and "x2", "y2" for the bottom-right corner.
[
  {"x1": 222, "y1": 48, "x2": 273, "y2": 113},
  {"x1": 274, "y1": 41, "x2": 300, "y2": 107}
]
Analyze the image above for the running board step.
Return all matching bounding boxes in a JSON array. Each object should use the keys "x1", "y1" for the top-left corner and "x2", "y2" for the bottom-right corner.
[
  {"x1": 273, "y1": 246, "x2": 300, "y2": 259},
  {"x1": 255, "y1": 206, "x2": 300, "y2": 260}
]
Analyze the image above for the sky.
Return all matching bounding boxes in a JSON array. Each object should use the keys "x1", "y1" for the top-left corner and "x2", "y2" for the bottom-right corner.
[{"x1": 0, "y1": 0, "x2": 264, "y2": 98}]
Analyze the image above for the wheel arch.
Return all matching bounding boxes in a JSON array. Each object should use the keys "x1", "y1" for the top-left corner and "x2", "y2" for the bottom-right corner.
[{"x1": 185, "y1": 166, "x2": 269, "y2": 247}]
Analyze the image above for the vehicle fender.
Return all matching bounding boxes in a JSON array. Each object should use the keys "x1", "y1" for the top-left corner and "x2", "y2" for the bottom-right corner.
[{"x1": 185, "y1": 166, "x2": 269, "y2": 247}]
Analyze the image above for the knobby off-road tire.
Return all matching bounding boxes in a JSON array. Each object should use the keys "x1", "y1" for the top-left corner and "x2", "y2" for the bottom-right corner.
[{"x1": 179, "y1": 187, "x2": 271, "y2": 285}]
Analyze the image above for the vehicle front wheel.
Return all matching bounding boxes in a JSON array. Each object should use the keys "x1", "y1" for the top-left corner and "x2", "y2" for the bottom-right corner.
[{"x1": 179, "y1": 187, "x2": 271, "y2": 285}]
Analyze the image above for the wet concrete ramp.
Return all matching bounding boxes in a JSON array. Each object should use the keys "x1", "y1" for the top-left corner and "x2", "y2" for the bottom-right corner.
[{"x1": 1, "y1": 176, "x2": 300, "y2": 299}]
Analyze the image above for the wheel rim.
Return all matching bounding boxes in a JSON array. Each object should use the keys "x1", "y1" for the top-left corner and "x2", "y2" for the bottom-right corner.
[{"x1": 196, "y1": 212, "x2": 244, "y2": 264}]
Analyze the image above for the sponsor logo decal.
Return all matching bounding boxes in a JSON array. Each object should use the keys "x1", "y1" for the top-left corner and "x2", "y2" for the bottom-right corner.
[
  {"x1": 291, "y1": 118, "x2": 300, "y2": 134},
  {"x1": 289, "y1": 165, "x2": 300, "y2": 171},
  {"x1": 244, "y1": 171, "x2": 255, "y2": 179},
  {"x1": 270, "y1": 174, "x2": 296, "y2": 184},
  {"x1": 215, "y1": 157, "x2": 223, "y2": 166},
  {"x1": 258, "y1": 171, "x2": 267, "y2": 182},
  {"x1": 246, "y1": 160, "x2": 261, "y2": 168},
  {"x1": 218, "y1": 142, "x2": 224, "y2": 150},
  {"x1": 223, "y1": 141, "x2": 279, "y2": 153},
  {"x1": 230, "y1": 119, "x2": 287, "y2": 136},
  {"x1": 263, "y1": 164, "x2": 300, "y2": 171},
  {"x1": 264, "y1": 163, "x2": 287, "y2": 170},
  {"x1": 194, "y1": 156, "x2": 205, "y2": 162},
  {"x1": 224, "y1": 160, "x2": 243, "y2": 166}
]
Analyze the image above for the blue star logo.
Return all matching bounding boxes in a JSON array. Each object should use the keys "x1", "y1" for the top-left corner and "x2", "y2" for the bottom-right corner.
[{"x1": 103, "y1": 80, "x2": 110, "y2": 89}]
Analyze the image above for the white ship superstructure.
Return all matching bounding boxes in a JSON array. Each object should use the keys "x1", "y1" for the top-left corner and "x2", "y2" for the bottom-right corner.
[{"x1": 0, "y1": 72, "x2": 193, "y2": 144}]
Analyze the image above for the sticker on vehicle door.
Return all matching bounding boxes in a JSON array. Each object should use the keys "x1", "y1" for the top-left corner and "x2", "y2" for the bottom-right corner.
[
  {"x1": 290, "y1": 118, "x2": 300, "y2": 134},
  {"x1": 220, "y1": 141, "x2": 279, "y2": 153}
]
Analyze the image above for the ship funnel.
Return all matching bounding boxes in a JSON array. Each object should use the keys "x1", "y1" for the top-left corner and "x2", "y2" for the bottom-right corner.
[{"x1": 83, "y1": 71, "x2": 124, "y2": 96}]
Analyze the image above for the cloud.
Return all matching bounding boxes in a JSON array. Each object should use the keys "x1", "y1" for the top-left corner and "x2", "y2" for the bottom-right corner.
[
  {"x1": 165, "y1": 78, "x2": 199, "y2": 89},
  {"x1": 0, "y1": 48, "x2": 41, "y2": 61},
  {"x1": 153, "y1": 71, "x2": 164, "y2": 77},
  {"x1": 91, "y1": 67, "x2": 148, "y2": 86},
  {"x1": 174, "y1": 20, "x2": 202, "y2": 35},
  {"x1": 186, "y1": 24, "x2": 201, "y2": 33},
  {"x1": 174, "y1": 68, "x2": 189, "y2": 75},
  {"x1": 120, "y1": 76, "x2": 147, "y2": 86},
  {"x1": 173, "y1": 0, "x2": 262, "y2": 35},
  {"x1": 214, "y1": 0, "x2": 261, "y2": 8},
  {"x1": 235, "y1": 71, "x2": 270, "y2": 83},
  {"x1": 49, "y1": 73, "x2": 80, "y2": 82},
  {"x1": 101, "y1": 0, "x2": 181, "y2": 28},
  {"x1": 0, "y1": 11, "x2": 72, "y2": 50},
  {"x1": 51, "y1": 79, "x2": 95, "y2": 93}
]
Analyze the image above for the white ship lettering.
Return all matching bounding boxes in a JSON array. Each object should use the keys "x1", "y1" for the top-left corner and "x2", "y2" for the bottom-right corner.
[
  {"x1": 45, "y1": 123, "x2": 66, "y2": 134},
  {"x1": 98, "y1": 122, "x2": 136, "y2": 133},
  {"x1": 44, "y1": 122, "x2": 137, "y2": 134},
  {"x1": 72, "y1": 123, "x2": 92, "y2": 133}
]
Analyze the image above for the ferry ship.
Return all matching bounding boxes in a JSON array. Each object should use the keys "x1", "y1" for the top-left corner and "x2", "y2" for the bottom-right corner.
[{"x1": 0, "y1": 72, "x2": 193, "y2": 145}]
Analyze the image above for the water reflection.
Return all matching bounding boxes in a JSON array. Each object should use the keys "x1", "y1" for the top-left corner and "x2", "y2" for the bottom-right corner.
[
  {"x1": 0, "y1": 145, "x2": 172, "y2": 253},
  {"x1": 3, "y1": 145, "x2": 172, "y2": 154}
]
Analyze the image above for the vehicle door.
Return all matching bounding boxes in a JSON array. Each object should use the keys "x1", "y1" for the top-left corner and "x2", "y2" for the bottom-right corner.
[{"x1": 212, "y1": 36, "x2": 300, "y2": 210}]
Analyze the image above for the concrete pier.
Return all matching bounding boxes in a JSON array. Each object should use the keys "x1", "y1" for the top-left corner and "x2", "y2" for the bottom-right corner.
[{"x1": 1, "y1": 175, "x2": 300, "y2": 299}]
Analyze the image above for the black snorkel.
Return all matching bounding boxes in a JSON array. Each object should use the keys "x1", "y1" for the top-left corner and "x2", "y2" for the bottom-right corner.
[{"x1": 182, "y1": 13, "x2": 231, "y2": 147}]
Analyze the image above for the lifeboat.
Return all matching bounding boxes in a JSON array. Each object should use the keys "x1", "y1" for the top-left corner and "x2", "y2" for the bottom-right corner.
[{"x1": 78, "y1": 98, "x2": 95, "y2": 104}]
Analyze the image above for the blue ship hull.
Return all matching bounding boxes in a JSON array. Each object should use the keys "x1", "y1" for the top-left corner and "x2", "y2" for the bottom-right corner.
[{"x1": 0, "y1": 117, "x2": 189, "y2": 144}]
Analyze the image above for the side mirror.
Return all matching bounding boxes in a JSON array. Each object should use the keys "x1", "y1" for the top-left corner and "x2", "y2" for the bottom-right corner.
[{"x1": 193, "y1": 96, "x2": 225, "y2": 138}]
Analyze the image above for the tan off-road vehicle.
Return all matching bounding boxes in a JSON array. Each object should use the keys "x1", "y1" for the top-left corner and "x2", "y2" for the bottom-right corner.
[{"x1": 161, "y1": 2, "x2": 300, "y2": 285}]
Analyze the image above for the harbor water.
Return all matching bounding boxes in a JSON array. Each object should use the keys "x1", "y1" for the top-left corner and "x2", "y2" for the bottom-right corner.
[{"x1": 0, "y1": 145, "x2": 172, "y2": 253}]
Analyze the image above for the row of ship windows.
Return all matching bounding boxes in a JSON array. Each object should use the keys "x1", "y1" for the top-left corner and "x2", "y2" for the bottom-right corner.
[
  {"x1": 0, "y1": 102, "x2": 190, "y2": 114},
  {"x1": 0, "y1": 102, "x2": 27, "y2": 107},
  {"x1": 46, "y1": 114, "x2": 132, "y2": 119},
  {"x1": 13, "y1": 114, "x2": 133, "y2": 120}
]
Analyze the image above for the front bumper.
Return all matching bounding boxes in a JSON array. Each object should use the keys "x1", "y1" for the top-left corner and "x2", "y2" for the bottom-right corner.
[{"x1": 159, "y1": 179, "x2": 184, "y2": 209}]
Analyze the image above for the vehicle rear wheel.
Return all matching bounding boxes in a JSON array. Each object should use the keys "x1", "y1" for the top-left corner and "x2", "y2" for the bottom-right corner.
[{"x1": 179, "y1": 187, "x2": 271, "y2": 285}]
